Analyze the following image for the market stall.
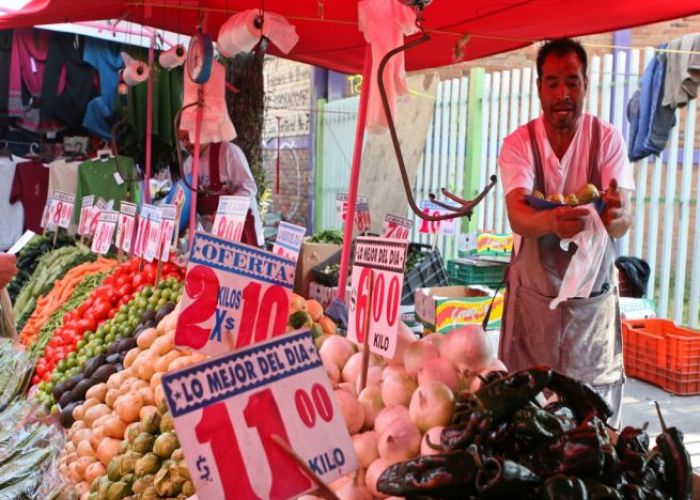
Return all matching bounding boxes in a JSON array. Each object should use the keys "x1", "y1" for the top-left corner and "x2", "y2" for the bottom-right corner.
[{"x1": 1, "y1": 0, "x2": 700, "y2": 499}]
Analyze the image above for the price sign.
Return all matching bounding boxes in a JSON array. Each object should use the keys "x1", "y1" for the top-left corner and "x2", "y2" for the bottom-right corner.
[
  {"x1": 143, "y1": 207, "x2": 163, "y2": 263},
  {"x1": 272, "y1": 221, "x2": 306, "y2": 262},
  {"x1": 348, "y1": 237, "x2": 408, "y2": 359},
  {"x1": 133, "y1": 204, "x2": 158, "y2": 259},
  {"x1": 336, "y1": 193, "x2": 371, "y2": 232},
  {"x1": 87, "y1": 198, "x2": 109, "y2": 237},
  {"x1": 418, "y1": 200, "x2": 458, "y2": 236},
  {"x1": 52, "y1": 191, "x2": 75, "y2": 229},
  {"x1": 116, "y1": 201, "x2": 137, "y2": 252},
  {"x1": 91, "y1": 210, "x2": 118, "y2": 255},
  {"x1": 40, "y1": 198, "x2": 54, "y2": 230},
  {"x1": 163, "y1": 330, "x2": 357, "y2": 500},
  {"x1": 382, "y1": 213, "x2": 413, "y2": 240},
  {"x1": 158, "y1": 204, "x2": 177, "y2": 261},
  {"x1": 175, "y1": 232, "x2": 296, "y2": 357},
  {"x1": 78, "y1": 195, "x2": 95, "y2": 236},
  {"x1": 213, "y1": 196, "x2": 249, "y2": 243}
]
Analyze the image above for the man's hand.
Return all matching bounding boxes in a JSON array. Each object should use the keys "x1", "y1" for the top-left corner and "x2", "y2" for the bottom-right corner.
[
  {"x1": 551, "y1": 206, "x2": 591, "y2": 239},
  {"x1": 0, "y1": 254, "x2": 18, "y2": 289},
  {"x1": 600, "y1": 178, "x2": 632, "y2": 238}
]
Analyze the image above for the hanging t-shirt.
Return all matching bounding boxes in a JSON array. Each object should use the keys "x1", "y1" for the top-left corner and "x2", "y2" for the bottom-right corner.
[
  {"x1": 0, "y1": 155, "x2": 24, "y2": 250},
  {"x1": 47, "y1": 159, "x2": 80, "y2": 200},
  {"x1": 82, "y1": 38, "x2": 123, "y2": 139},
  {"x1": 10, "y1": 160, "x2": 49, "y2": 234},
  {"x1": 73, "y1": 156, "x2": 140, "y2": 224}
]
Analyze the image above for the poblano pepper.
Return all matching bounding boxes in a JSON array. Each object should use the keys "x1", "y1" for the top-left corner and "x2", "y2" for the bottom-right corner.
[{"x1": 535, "y1": 475, "x2": 588, "y2": 500}]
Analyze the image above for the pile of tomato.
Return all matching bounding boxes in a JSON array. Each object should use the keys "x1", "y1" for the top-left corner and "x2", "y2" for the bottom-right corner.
[{"x1": 32, "y1": 259, "x2": 184, "y2": 385}]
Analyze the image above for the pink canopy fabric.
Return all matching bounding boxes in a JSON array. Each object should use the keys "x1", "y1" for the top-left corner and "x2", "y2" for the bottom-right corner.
[{"x1": 2, "y1": 0, "x2": 700, "y2": 73}]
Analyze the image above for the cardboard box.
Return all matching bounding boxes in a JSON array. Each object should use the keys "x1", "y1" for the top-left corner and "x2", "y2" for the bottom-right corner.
[
  {"x1": 415, "y1": 285, "x2": 504, "y2": 333},
  {"x1": 308, "y1": 282, "x2": 351, "y2": 310},
  {"x1": 294, "y1": 242, "x2": 341, "y2": 297},
  {"x1": 458, "y1": 231, "x2": 513, "y2": 257}
]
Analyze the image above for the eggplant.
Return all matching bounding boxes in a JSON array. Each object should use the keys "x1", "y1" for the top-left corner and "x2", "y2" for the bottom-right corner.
[
  {"x1": 90, "y1": 364, "x2": 119, "y2": 385},
  {"x1": 142, "y1": 310, "x2": 157, "y2": 323},
  {"x1": 70, "y1": 379, "x2": 92, "y2": 402},
  {"x1": 105, "y1": 353, "x2": 120, "y2": 365},
  {"x1": 119, "y1": 337, "x2": 137, "y2": 353},
  {"x1": 58, "y1": 389, "x2": 73, "y2": 408},
  {"x1": 143, "y1": 319, "x2": 156, "y2": 329},
  {"x1": 53, "y1": 379, "x2": 72, "y2": 402},
  {"x1": 107, "y1": 340, "x2": 121, "y2": 356},
  {"x1": 61, "y1": 402, "x2": 79, "y2": 427},
  {"x1": 83, "y1": 355, "x2": 106, "y2": 379}
]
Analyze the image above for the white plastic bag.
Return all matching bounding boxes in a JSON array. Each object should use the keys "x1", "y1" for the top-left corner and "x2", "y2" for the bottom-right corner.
[{"x1": 550, "y1": 205, "x2": 609, "y2": 309}]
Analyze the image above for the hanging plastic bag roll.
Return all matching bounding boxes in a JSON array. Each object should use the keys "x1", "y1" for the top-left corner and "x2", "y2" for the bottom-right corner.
[
  {"x1": 217, "y1": 10, "x2": 270, "y2": 57},
  {"x1": 121, "y1": 52, "x2": 150, "y2": 86},
  {"x1": 159, "y1": 44, "x2": 186, "y2": 69}
]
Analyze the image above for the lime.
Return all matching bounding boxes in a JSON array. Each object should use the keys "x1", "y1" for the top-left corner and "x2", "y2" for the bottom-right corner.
[{"x1": 105, "y1": 333, "x2": 116, "y2": 344}]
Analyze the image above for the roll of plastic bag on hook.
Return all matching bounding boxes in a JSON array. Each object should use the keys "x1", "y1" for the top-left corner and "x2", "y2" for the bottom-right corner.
[
  {"x1": 122, "y1": 52, "x2": 150, "y2": 86},
  {"x1": 159, "y1": 44, "x2": 187, "y2": 69},
  {"x1": 217, "y1": 9, "x2": 299, "y2": 57}
]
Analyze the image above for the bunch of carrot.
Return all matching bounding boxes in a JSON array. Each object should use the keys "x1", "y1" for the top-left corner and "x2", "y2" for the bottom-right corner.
[{"x1": 19, "y1": 258, "x2": 118, "y2": 346}]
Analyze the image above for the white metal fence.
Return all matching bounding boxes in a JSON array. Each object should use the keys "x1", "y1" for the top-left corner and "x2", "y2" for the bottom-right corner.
[{"x1": 318, "y1": 48, "x2": 700, "y2": 327}]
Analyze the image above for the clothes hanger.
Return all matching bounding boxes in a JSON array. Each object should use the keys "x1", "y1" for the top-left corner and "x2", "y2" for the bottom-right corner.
[{"x1": 0, "y1": 140, "x2": 11, "y2": 159}]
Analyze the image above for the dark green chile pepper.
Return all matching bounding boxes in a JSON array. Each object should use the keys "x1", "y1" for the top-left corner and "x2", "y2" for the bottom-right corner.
[
  {"x1": 521, "y1": 418, "x2": 606, "y2": 478},
  {"x1": 545, "y1": 402, "x2": 578, "y2": 425},
  {"x1": 376, "y1": 450, "x2": 478, "y2": 497},
  {"x1": 582, "y1": 478, "x2": 623, "y2": 499},
  {"x1": 469, "y1": 445, "x2": 540, "y2": 498},
  {"x1": 617, "y1": 426, "x2": 650, "y2": 456},
  {"x1": 620, "y1": 484, "x2": 667, "y2": 500},
  {"x1": 547, "y1": 371, "x2": 613, "y2": 422},
  {"x1": 655, "y1": 427, "x2": 692, "y2": 500},
  {"x1": 513, "y1": 404, "x2": 572, "y2": 442},
  {"x1": 536, "y1": 475, "x2": 589, "y2": 500}
]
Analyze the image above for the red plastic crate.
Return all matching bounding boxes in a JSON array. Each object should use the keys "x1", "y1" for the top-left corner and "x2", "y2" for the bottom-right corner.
[{"x1": 622, "y1": 319, "x2": 700, "y2": 395}]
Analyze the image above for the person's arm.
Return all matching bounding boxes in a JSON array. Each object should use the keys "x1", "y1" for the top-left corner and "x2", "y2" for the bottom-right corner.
[
  {"x1": 224, "y1": 144, "x2": 257, "y2": 201},
  {"x1": 599, "y1": 126, "x2": 634, "y2": 238},
  {"x1": 506, "y1": 188, "x2": 591, "y2": 239},
  {"x1": 0, "y1": 254, "x2": 18, "y2": 289},
  {"x1": 601, "y1": 179, "x2": 632, "y2": 238}
]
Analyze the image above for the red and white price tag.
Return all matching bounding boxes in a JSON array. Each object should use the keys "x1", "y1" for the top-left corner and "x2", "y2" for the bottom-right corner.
[
  {"x1": 418, "y1": 200, "x2": 458, "y2": 236},
  {"x1": 78, "y1": 195, "x2": 95, "y2": 236},
  {"x1": 336, "y1": 193, "x2": 371, "y2": 232},
  {"x1": 382, "y1": 213, "x2": 413, "y2": 240},
  {"x1": 347, "y1": 237, "x2": 408, "y2": 359},
  {"x1": 52, "y1": 191, "x2": 75, "y2": 229},
  {"x1": 87, "y1": 198, "x2": 109, "y2": 238},
  {"x1": 163, "y1": 330, "x2": 357, "y2": 500},
  {"x1": 175, "y1": 232, "x2": 296, "y2": 357},
  {"x1": 40, "y1": 198, "x2": 54, "y2": 230},
  {"x1": 133, "y1": 204, "x2": 157, "y2": 259},
  {"x1": 158, "y1": 204, "x2": 177, "y2": 261},
  {"x1": 272, "y1": 221, "x2": 306, "y2": 262},
  {"x1": 116, "y1": 201, "x2": 137, "y2": 252},
  {"x1": 213, "y1": 195, "x2": 249, "y2": 243},
  {"x1": 90, "y1": 210, "x2": 118, "y2": 255},
  {"x1": 143, "y1": 207, "x2": 163, "y2": 263}
]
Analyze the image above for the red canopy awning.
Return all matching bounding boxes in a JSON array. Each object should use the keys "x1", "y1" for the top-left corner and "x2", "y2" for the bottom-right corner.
[{"x1": 2, "y1": 0, "x2": 700, "y2": 74}]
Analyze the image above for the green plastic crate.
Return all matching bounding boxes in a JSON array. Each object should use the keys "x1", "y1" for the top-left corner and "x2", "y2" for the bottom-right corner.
[{"x1": 447, "y1": 259, "x2": 506, "y2": 287}]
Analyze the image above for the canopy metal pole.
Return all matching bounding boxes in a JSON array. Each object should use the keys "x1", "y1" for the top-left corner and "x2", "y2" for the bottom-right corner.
[
  {"x1": 144, "y1": 34, "x2": 155, "y2": 203},
  {"x1": 337, "y1": 46, "x2": 372, "y2": 300},
  {"x1": 188, "y1": 95, "x2": 204, "y2": 250}
]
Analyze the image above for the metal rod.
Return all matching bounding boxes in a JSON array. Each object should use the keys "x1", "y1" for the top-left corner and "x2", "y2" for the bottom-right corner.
[{"x1": 144, "y1": 33, "x2": 155, "y2": 204}]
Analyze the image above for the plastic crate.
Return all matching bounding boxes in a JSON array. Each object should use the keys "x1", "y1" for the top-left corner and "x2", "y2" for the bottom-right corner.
[
  {"x1": 447, "y1": 259, "x2": 506, "y2": 288},
  {"x1": 622, "y1": 319, "x2": 700, "y2": 395},
  {"x1": 402, "y1": 244, "x2": 448, "y2": 306}
]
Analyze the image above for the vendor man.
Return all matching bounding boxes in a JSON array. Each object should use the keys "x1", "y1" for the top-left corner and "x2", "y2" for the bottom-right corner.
[
  {"x1": 498, "y1": 38, "x2": 633, "y2": 426},
  {"x1": 179, "y1": 131, "x2": 264, "y2": 248}
]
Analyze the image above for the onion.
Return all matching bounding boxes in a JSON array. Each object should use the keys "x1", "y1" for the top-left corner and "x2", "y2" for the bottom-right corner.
[
  {"x1": 403, "y1": 340, "x2": 438, "y2": 376},
  {"x1": 381, "y1": 371, "x2": 417, "y2": 407},
  {"x1": 352, "y1": 431, "x2": 379, "y2": 468},
  {"x1": 337, "y1": 382, "x2": 357, "y2": 397},
  {"x1": 378, "y1": 419, "x2": 421, "y2": 464},
  {"x1": 336, "y1": 472, "x2": 373, "y2": 500},
  {"x1": 330, "y1": 473, "x2": 353, "y2": 493},
  {"x1": 440, "y1": 325, "x2": 493, "y2": 375},
  {"x1": 418, "y1": 357, "x2": 460, "y2": 392},
  {"x1": 382, "y1": 364, "x2": 406, "y2": 379},
  {"x1": 366, "y1": 458, "x2": 391, "y2": 498},
  {"x1": 420, "y1": 426, "x2": 445, "y2": 456},
  {"x1": 342, "y1": 352, "x2": 363, "y2": 385},
  {"x1": 334, "y1": 389, "x2": 365, "y2": 434},
  {"x1": 374, "y1": 405, "x2": 411, "y2": 437},
  {"x1": 358, "y1": 385, "x2": 385, "y2": 429},
  {"x1": 322, "y1": 357, "x2": 341, "y2": 387},
  {"x1": 320, "y1": 335, "x2": 355, "y2": 370},
  {"x1": 422, "y1": 332, "x2": 445, "y2": 350},
  {"x1": 355, "y1": 366, "x2": 383, "y2": 394},
  {"x1": 409, "y1": 381, "x2": 455, "y2": 432},
  {"x1": 390, "y1": 322, "x2": 416, "y2": 365}
]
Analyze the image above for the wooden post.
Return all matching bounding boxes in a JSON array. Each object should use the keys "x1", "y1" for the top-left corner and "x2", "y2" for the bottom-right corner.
[{"x1": 359, "y1": 269, "x2": 374, "y2": 392}]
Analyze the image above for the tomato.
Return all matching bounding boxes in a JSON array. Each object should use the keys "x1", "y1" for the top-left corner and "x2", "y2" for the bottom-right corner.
[
  {"x1": 92, "y1": 301, "x2": 111, "y2": 321},
  {"x1": 117, "y1": 283, "x2": 133, "y2": 297},
  {"x1": 76, "y1": 318, "x2": 97, "y2": 334},
  {"x1": 132, "y1": 272, "x2": 145, "y2": 289}
]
